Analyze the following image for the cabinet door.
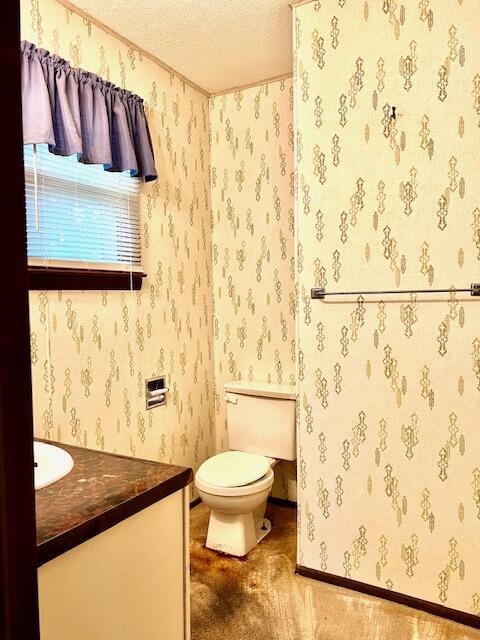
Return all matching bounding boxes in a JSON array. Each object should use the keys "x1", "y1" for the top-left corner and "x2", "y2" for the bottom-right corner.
[{"x1": 39, "y1": 489, "x2": 188, "y2": 640}]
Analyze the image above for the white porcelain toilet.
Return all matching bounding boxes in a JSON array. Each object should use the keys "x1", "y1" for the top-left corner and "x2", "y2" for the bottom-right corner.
[{"x1": 195, "y1": 381, "x2": 296, "y2": 557}]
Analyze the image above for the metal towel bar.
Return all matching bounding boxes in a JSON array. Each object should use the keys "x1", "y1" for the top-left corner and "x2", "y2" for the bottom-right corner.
[{"x1": 311, "y1": 283, "x2": 480, "y2": 300}]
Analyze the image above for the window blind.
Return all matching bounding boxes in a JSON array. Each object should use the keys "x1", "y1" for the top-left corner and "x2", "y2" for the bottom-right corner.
[{"x1": 23, "y1": 144, "x2": 142, "y2": 270}]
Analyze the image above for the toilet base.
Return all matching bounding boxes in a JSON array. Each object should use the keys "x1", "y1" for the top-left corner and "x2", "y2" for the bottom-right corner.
[{"x1": 206, "y1": 511, "x2": 272, "y2": 557}]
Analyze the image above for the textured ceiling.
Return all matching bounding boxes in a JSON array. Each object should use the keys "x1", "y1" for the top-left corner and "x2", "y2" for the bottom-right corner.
[{"x1": 69, "y1": 0, "x2": 293, "y2": 94}]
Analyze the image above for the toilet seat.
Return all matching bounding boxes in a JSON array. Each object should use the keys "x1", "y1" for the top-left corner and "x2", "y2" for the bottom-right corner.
[
  {"x1": 195, "y1": 467, "x2": 274, "y2": 497},
  {"x1": 196, "y1": 451, "x2": 271, "y2": 488},
  {"x1": 195, "y1": 451, "x2": 275, "y2": 497}
]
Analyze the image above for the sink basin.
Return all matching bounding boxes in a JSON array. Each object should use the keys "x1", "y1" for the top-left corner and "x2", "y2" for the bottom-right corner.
[{"x1": 34, "y1": 441, "x2": 74, "y2": 490}]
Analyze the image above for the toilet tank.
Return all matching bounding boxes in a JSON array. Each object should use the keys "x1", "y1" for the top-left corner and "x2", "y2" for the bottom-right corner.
[{"x1": 224, "y1": 381, "x2": 297, "y2": 461}]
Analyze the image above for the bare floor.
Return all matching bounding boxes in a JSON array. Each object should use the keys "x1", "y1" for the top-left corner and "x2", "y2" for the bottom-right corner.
[{"x1": 190, "y1": 503, "x2": 480, "y2": 640}]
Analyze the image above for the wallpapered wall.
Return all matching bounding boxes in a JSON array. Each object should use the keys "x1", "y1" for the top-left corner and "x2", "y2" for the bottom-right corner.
[
  {"x1": 294, "y1": 0, "x2": 480, "y2": 615},
  {"x1": 22, "y1": 0, "x2": 215, "y2": 486},
  {"x1": 21, "y1": 0, "x2": 297, "y2": 502},
  {"x1": 210, "y1": 82, "x2": 296, "y2": 500}
]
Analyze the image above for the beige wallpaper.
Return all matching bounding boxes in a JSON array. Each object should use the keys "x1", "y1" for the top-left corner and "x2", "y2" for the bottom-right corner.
[
  {"x1": 210, "y1": 79, "x2": 296, "y2": 500},
  {"x1": 294, "y1": 0, "x2": 480, "y2": 615},
  {"x1": 210, "y1": 82, "x2": 297, "y2": 500},
  {"x1": 22, "y1": 0, "x2": 215, "y2": 489}
]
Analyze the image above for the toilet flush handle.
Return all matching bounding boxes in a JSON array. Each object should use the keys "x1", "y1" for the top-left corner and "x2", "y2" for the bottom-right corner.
[{"x1": 225, "y1": 395, "x2": 238, "y2": 405}]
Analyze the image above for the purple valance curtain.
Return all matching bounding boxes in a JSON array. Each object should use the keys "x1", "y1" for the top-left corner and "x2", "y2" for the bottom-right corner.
[{"x1": 21, "y1": 41, "x2": 157, "y2": 182}]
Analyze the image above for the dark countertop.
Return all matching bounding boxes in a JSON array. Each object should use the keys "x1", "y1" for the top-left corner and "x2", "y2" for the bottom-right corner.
[{"x1": 35, "y1": 440, "x2": 193, "y2": 566}]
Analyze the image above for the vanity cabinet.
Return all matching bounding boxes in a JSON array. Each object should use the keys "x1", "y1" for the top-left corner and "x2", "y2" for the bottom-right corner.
[{"x1": 35, "y1": 443, "x2": 192, "y2": 640}]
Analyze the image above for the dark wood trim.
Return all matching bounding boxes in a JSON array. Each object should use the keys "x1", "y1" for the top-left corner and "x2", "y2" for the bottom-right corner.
[
  {"x1": 190, "y1": 495, "x2": 297, "y2": 511},
  {"x1": 295, "y1": 565, "x2": 480, "y2": 630},
  {"x1": 0, "y1": 0, "x2": 40, "y2": 636},
  {"x1": 28, "y1": 266, "x2": 146, "y2": 290},
  {"x1": 268, "y1": 496, "x2": 297, "y2": 509},
  {"x1": 189, "y1": 496, "x2": 297, "y2": 511},
  {"x1": 189, "y1": 497, "x2": 202, "y2": 510}
]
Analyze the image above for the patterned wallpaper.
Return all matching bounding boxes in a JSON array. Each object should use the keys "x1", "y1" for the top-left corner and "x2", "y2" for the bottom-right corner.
[
  {"x1": 210, "y1": 82, "x2": 296, "y2": 501},
  {"x1": 294, "y1": 0, "x2": 480, "y2": 615},
  {"x1": 22, "y1": 0, "x2": 215, "y2": 490}
]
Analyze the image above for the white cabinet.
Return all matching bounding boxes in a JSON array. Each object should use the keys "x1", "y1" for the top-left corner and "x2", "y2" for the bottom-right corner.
[{"x1": 38, "y1": 488, "x2": 190, "y2": 640}]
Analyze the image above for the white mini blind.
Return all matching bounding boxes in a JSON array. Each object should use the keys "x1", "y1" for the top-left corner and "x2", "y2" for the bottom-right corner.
[{"x1": 23, "y1": 144, "x2": 142, "y2": 269}]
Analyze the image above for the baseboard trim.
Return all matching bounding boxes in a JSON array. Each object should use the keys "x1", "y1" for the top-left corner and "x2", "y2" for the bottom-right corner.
[
  {"x1": 189, "y1": 497, "x2": 202, "y2": 510},
  {"x1": 295, "y1": 565, "x2": 480, "y2": 630},
  {"x1": 191, "y1": 496, "x2": 296, "y2": 510},
  {"x1": 268, "y1": 496, "x2": 297, "y2": 509}
]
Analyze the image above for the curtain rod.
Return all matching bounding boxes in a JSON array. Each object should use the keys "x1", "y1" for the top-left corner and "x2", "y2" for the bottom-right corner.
[{"x1": 311, "y1": 284, "x2": 480, "y2": 299}]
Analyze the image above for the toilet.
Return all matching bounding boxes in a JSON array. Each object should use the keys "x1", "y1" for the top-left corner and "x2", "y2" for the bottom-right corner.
[{"x1": 195, "y1": 381, "x2": 296, "y2": 557}]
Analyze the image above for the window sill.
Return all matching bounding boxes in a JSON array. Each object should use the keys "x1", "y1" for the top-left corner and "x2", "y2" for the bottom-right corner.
[{"x1": 28, "y1": 266, "x2": 146, "y2": 291}]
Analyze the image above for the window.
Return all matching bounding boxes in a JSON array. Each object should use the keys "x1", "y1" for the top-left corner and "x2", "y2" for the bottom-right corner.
[{"x1": 24, "y1": 144, "x2": 145, "y2": 290}]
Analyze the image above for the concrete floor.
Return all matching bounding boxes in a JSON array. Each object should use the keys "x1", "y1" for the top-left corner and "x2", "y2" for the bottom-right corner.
[{"x1": 190, "y1": 502, "x2": 480, "y2": 640}]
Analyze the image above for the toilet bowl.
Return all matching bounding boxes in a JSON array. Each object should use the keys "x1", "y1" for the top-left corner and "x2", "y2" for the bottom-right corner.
[
  {"x1": 195, "y1": 381, "x2": 297, "y2": 557},
  {"x1": 195, "y1": 451, "x2": 276, "y2": 557}
]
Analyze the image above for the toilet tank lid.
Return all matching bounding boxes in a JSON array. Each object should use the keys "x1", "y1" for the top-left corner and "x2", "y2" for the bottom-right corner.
[{"x1": 224, "y1": 381, "x2": 297, "y2": 400}]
